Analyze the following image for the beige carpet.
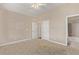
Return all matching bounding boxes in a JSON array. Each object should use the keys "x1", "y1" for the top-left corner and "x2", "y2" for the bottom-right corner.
[{"x1": 0, "y1": 39, "x2": 79, "y2": 55}]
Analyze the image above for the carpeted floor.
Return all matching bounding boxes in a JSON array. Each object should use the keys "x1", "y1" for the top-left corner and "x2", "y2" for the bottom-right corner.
[{"x1": 0, "y1": 39, "x2": 79, "y2": 55}]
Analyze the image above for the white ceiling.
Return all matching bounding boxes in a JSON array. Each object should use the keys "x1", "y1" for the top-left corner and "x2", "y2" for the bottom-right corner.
[{"x1": 0, "y1": 3, "x2": 62, "y2": 17}]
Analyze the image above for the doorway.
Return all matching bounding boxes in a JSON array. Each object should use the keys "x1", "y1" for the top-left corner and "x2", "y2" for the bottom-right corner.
[
  {"x1": 67, "y1": 15, "x2": 79, "y2": 46},
  {"x1": 32, "y1": 20, "x2": 49, "y2": 40},
  {"x1": 32, "y1": 21, "x2": 38, "y2": 39},
  {"x1": 41, "y1": 20, "x2": 49, "y2": 40}
]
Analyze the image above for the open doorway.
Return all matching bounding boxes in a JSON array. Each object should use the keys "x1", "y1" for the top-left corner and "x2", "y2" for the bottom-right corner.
[
  {"x1": 67, "y1": 15, "x2": 79, "y2": 46},
  {"x1": 32, "y1": 21, "x2": 39, "y2": 39},
  {"x1": 41, "y1": 20, "x2": 49, "y2": 40},
  {"x1": 32, "y1": 20, "x2": 49, "y2": 40}
]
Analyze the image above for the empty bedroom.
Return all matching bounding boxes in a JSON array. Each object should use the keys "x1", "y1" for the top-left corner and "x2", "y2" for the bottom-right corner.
[{"x1": 0, "y1": 3, "x2": 79, "y2": 55}]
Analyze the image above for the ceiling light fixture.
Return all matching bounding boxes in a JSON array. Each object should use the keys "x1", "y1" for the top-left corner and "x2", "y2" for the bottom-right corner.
[{"x1": 31, "y1": 3, "x2": 46, "y2": 9}]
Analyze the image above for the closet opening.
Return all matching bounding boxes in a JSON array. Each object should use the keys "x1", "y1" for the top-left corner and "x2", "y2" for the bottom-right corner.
[{"x1": 67, "y1": 15, "x2": 79, "y2": 46}]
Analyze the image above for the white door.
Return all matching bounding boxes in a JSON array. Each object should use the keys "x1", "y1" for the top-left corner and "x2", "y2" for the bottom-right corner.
[
  {"x1": 32, "y1": 22, "x2": 38, "y2": 39},
  {"x1": 41, "y1": 20, "x2": 49, "y2": 40}
]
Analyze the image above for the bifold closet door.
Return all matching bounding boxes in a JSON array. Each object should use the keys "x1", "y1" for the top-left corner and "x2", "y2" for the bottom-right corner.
[
  {"x1": 32, "y1": 22, "x2": 38, "y2": 39},
  {"x1": 41, "y1": 20, "x2": 49, "y2": 40}
]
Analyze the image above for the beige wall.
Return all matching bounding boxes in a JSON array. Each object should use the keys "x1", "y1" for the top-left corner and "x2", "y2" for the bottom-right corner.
[
  {"x1": 37, "y1": 4, "x2": 79, "y2": 45},
  {"x1": 0, "y1": 8, "x2": 32, "y2": 44}
]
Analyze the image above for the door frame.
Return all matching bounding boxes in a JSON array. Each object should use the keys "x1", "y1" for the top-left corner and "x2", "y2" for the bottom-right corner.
[{"x1": 66, "y1": 14, "x2": 79, "y2": 46}]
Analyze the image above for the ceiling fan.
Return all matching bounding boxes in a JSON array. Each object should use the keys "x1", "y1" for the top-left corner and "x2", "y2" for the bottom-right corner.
[{"x1": 31, "y1": 3, "x2": 46, "y2": 9}]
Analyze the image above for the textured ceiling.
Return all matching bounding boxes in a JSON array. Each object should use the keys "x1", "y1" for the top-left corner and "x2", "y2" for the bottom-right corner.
[{"x1": 0, "y1": 3, "x2": 62, "y2": 17}]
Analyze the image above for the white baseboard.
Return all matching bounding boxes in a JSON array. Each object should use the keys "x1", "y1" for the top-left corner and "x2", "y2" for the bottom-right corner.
[
  {"x1": 0, "y1": 39, "x2": 31, "y2": 47},
  {"x1": 68, "y1": 37, "x2": 79, "y2": 41},
  {"x1": 43, "y1": 39, "x2": 67, "y2": 46},
  {"x1": 0, "y1": 38, "x2": 67, "y2": 47}
]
